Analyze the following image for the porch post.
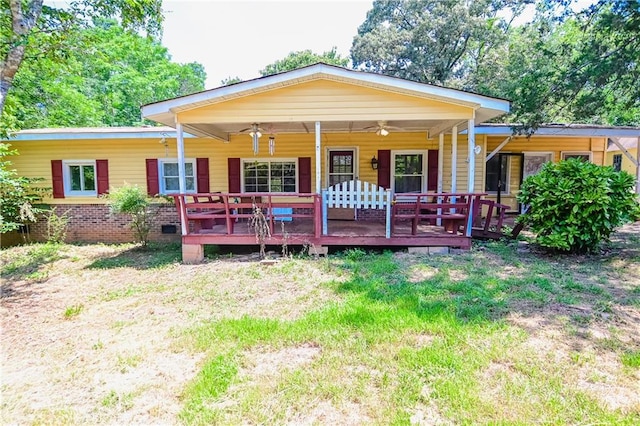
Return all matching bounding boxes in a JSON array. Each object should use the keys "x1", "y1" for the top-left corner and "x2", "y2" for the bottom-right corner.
[
  {"x1": 451, "y1": 126, "x2": 458, "y2": 193},
  {"x1": 176, "y1": 122, "x2": 187, "y2": 194},
  {"x1": 467, "y1": 119, "x2": 476, "y2": 193},
  {"x1": 176, "y1": 122, "x2": 188, "y2": 236},
  {"x1": 437, "y1": 133, "x2": 444, "y2": 226},
  {"x1": 315, "y1": 121, "x2": 321, "y2": 194}
]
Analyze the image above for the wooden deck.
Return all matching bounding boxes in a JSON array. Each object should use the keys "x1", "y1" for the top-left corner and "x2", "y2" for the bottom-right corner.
[{"x1": 173, "y1": 192, "x2": 484, "y2": 258}]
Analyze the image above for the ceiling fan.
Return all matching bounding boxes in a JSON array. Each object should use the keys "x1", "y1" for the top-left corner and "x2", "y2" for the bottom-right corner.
[
  {"x1": 238, "y1": 123, "x2": 274, "y2": 155},
  {"x1": 363, "y1": 120, "x2": 404, "y2": 136}
]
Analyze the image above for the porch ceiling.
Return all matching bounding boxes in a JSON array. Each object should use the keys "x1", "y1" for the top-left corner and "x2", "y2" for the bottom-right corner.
[{"x1": 182, "y1": 119, "x2": 461, "y2": 140}]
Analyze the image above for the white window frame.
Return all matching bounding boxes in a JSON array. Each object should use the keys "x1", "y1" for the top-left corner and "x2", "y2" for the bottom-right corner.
[
  {"x1": 391, "y1": 150, "x2": 428, "y2": 194},
  {"x1": 63, "y1": 160, "x2": 97, "y2": 197},
  {"x1": 485, "y1": 154, "x2": 511, "y2": 195},
  {"x1": 241, "y1": 158, "x2": 298, "y2": 193},
  {"x1": 158, "y1": 158, "x2": 196, "y2": 194},
  {"x1": 325, "y1": 147, "x2": 359, "y2": 187},
  {"x1": 561, "y1": 151, "x2": 593, "y2": 162}
]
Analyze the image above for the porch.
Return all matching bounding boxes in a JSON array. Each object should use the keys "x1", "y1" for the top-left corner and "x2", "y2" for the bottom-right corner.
[{"x1": 173, "y1": 190, "x2": 487, "y2": 262}]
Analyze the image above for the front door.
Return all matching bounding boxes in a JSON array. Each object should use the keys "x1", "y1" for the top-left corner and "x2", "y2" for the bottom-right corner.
[{"x1": 327, "y1": 150, "x2": 356, "y2": 220}]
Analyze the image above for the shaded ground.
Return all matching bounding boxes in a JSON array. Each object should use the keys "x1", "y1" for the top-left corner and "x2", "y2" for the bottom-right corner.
[{"x1": 1, "y1": 222, "x2": 639, "y2": 424}]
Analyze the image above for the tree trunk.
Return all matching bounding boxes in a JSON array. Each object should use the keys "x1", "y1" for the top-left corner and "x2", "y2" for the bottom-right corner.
[{"x1": 0, "y1": 0, "x2": 44, "y2": 117}]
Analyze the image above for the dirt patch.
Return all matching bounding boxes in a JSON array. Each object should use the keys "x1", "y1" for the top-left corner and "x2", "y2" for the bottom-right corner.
[{"x1": 1, "y1": 246, "x2": 338, "y2": 424}]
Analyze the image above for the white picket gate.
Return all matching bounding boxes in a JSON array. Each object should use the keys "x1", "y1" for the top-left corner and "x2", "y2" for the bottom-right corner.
[{"x1": 322, "y1": 180, "x2": 392, "y2": 238}]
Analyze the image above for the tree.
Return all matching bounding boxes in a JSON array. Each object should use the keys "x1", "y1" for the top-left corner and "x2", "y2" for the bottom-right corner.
[
  {"x1": 350, "y1": 0, "x2": 533, "y2": 87},
  {"x1": 486, "y1": 0, "x2": 640, "y2": 131},
  {"x1": 260, "y1": 48, "x2": 349, "y2": 76},
  {"x1": 0, "y1": 0, "x2": 163, "y2": 118},
  {"x1": 3, "y1": 19, "x2": 206, "y2": 128}
]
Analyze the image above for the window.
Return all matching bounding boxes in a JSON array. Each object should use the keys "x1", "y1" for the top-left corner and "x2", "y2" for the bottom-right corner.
[
  {"x1": 159, "y1": 159, "x2": 196, "y2": 194},
  {"x1": 613, "y1": 154, "x2": 622, "y2": 172},
  {"x1": 393, "y1": 152, "x2": 425, "y2": 193},
  {"x1": 485, "y1": 155, "x2": 509, "y2": 192},
  {"x1": 561, "y1": 152, "x2": 592, "y2": 162},
  {"x1": 243, "y1": 160, "x2": 296, "y2": 193},
  {"x1": 328, "y1": 150, "x2": 355, "y2": 186},
  {"x1": 63, "y1": 161, "x2": 96, "y2": 196}
]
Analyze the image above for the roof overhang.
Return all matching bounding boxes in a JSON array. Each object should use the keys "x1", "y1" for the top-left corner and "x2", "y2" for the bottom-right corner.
[
  {"x1": 473, "y1": 124, "x2": 640, "y2": 138},
  {"x1": 4, "y1": 126, "x2": 194, "y2": 141},
  {"x1": 141, "y1": 63, "x2": 511, "y2": 140}
]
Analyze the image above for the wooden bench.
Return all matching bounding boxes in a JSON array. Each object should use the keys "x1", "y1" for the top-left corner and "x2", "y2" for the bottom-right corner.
[{"x1": 392, "y1": 194, "x2": 472, "y2": 235}]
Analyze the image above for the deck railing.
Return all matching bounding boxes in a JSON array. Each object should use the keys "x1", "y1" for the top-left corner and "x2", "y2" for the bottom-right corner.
[{"x1": 173, "y1": 192, "x2": 321, "y2": 237}]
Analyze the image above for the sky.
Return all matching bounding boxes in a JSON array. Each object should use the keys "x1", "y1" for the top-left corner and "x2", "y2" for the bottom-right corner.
[{"x1": 161, "y1": 0, "x2": 374, "y2": 89}]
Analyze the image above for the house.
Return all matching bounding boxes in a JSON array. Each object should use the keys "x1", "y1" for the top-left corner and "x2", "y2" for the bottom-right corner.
[
  {"x1": 4, "y1": 64, "x2": 640, "y2": 261},
  {"x1": 606, "y1": 137, "x2": 640, "y2": 182}
]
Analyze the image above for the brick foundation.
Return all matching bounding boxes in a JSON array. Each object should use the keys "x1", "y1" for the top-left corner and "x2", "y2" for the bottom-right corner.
[{"x1": 17, "y1": 203, "x2": 182, "y2": 244}]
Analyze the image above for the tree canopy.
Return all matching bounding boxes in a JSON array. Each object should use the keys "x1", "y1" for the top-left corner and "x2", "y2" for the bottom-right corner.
[
  {"x1": 1, "y1": 0, "x2": 164, "y2": 120},
  {"x1": 259, "y1": 48, "x2": 349, "y2": 76},
  {"x1": 3, "y1": 18, "x2": 205, "y2": 129},
  {"x1": 350, "y1": 0, "x2": 640, "y2": 130}
]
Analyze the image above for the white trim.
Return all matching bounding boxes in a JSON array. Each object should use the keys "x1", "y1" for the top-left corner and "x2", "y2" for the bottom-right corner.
[
  {"x1": 472, "y1": 125, "x2": 640, "y2": 137},
  {"x1": 561, "y1": 151, "x2": 593, "y2": 162},
  {"x1": 467, "y1": 119, "x2": 475, "y2": 193},
  {"x1": 158, "y1": 158, "x2": 196, "y2": 194},
  {"x1": 62, "y1": 160, "x2": 97, "y2": 197},
  {"x1": 391, "y1": 150, "x2": 428, "y2": 193},
  {"x1": 240, "y1": 158, "x2": 299, "y2": 194},
  {"x1": 7, "y1": 127, "x2": 193, "y2": 141},
  {"x1": 325, "y1": 147, "x2": 359, "y2": 187},
  {"x1": 451, "y1": 126, "x2": 458, "y2": 193}
]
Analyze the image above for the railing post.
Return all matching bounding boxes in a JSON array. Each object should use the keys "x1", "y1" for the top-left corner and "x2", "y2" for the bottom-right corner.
[
  {"x1": 465, "y1": 194, "x2": 474, "y2": 237},
  {"x1": 385, "y1": 189, "x2": 392, "y2": 238},
  {"x1": 178, "y1": 195, "x2": 188, "y2": 236},
  {"x1": 315, "y1": 194, "x2": 322, "y2": 238},
  {"x1": 322, "y1": 190, "x2": 328, "y2": 235}
]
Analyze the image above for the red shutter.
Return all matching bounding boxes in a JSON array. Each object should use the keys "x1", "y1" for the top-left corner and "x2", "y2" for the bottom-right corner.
[
  {"x1": 228, "y1": 158, "x2": 241, "y2": 193},
  {"x1": 196, "y1": 158, "x2": 210, "y2": 193},
  {"x1": 96, "y1": 159, "x2": 109, "y2": 195},
  {"x1": 377, "y1": 150, "x2": 391, "y2": 189},
  {"x1": 146, "y1": 159, "x2": 159, "y2": 196},
  {"x1": 427, "y1": 150, "x2": 439, "y2": 191},
  {"x1": 51, "y1": 160, "x2": 64, "y2": 198},
  {"x1": 298, "y1": 157, "x2": 311, "y2": 193}
]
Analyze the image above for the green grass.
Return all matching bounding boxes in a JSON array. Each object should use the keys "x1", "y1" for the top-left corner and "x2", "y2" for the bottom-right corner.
[
  {"x1": 63, "y1": 304, "x2": 83, "y2": 319},
  {"x1": 177, "y1": 247, "x2": 640, "y2": 425},
  {"x1": 2, "y1": 236, "x2": 638, "y2": 425}
]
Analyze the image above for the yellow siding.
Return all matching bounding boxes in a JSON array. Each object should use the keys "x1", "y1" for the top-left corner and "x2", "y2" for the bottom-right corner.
[
  {"x1": 177, "y1": 80, "x2": 474, "y2": 123},
  {"x1": 606, "y1": 148, "x2": 638, "y2": 175},
  {"x1": 486, "y1": 135, "x2": 606, "y2": 165},
  {"x1": 11, "y1": 131, "x2": 552, "y2": 207}
]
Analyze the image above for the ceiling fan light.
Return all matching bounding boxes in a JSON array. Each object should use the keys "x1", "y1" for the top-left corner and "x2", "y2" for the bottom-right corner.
[{"x1": 379, "y1": 128, "x2": 389, "y2": 136}]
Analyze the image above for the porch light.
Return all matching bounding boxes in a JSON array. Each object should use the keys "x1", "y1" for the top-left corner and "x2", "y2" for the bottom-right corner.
[{"x1": 371, "y1": 156, "x2": 379, "y2": 170}]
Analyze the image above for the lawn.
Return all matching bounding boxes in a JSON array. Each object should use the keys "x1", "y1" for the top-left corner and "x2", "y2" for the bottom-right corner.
[{"x1": 1, "y1": 223, "x2": 639, "y2": 425}]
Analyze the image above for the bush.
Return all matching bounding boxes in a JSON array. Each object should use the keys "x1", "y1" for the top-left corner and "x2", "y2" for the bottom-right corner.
[
  {"x1": 517, "y1": 159, "x2": 640, "y2": 253},
  {"x1": 106, "y1": 184, "x2": 152, "y2": 246},
  {"x1": 45, "y1": 207, "x2": 71, "y2": 243}
]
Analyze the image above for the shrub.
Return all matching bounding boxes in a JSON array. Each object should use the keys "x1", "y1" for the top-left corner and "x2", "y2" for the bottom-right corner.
[
  {"x1": 106, "y1": 184, "x2": 152, "y2": 246},
  {"x1": 517, "y1": 159, "x2": 640, "y2": 253},
  {"x1": 0, "y1": 142, "x2": 48, "y2": 233},
  {"x1": 45, "y1": 207, "x2": 72, "y2": 243}
]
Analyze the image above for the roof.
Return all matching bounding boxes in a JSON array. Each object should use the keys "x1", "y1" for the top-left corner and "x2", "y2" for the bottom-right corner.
[
  {"x1": 141, "y1": 62, "x2": 511, "y2": 139},
  {"x1": 4, "y1": 126, "x2": 194, "y2": 141},
  {"x1": 473, "y1": 123, "x2": 640, "y2": 137}
]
